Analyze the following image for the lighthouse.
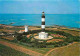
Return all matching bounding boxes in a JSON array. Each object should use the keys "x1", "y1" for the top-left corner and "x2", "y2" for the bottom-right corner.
[
  {"x1": 25, "y1": 25, "x2": 28, "y2": 32},
  {"x1": 34, "y1": 12, "x2": 53, "y2": 40},
  {"x1": 39, "y1": 12, "x2": 48, "y2": 39},
  {"x1": 41, "y1": 12, "x2": 45, "y2": 32}
]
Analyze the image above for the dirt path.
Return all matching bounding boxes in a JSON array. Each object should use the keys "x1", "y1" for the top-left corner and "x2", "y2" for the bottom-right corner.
[
  {"x1": 44, "y1": 42, "x2": 77, "y2": 56},
  {"x1": 0, "y1": 40, "x2": 43, "y2": 56}
]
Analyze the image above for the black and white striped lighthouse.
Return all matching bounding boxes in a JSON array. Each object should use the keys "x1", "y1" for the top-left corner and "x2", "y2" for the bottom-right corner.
[
  {"x1": 38, "y1": 12, "x2": 48, "y2": 39},
  {"x1": 41, "y1": 12, "x2": 45, "y2": 32},
  {"x1": 34, "y1": 12, "x2": 53, "y2": 39}
]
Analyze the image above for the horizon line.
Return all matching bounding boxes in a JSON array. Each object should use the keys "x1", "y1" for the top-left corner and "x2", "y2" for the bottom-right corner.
[{"x1": 0, "y1": 13, "x2": 79, "y2": 14}]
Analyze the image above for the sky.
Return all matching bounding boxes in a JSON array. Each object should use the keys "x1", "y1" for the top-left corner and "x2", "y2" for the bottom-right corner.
[{"x1": 0, "y1": 0, "x2": 79, "y2": 14}]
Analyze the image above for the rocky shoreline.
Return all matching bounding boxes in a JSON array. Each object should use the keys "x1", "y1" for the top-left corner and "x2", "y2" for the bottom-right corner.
[{"x1": 0, "y1": 24, "x2": 79, "y2": 29}]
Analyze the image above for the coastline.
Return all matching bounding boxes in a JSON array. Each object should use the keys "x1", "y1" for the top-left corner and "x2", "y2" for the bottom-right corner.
[{"x1": 0, "y1": 24, "x2": 79, "y2": 29}]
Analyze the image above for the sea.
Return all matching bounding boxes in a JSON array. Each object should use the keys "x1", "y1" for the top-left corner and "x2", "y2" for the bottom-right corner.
[{"x1": 0, "y1": 14, "x2": 79, "y2": 28}]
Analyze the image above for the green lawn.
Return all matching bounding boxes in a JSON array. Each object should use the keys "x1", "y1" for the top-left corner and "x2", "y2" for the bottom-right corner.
[
  {"x1": 0, "y1": 44, "x2": 30, "y2": 56},
  {"x1": 48, "y1": 42, "x2": 80, "y2": 56}
]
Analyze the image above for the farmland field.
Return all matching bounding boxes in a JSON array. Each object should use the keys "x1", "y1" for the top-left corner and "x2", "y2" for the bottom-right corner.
[
  {"x1": 47, "y1": 42, "x2": 80, "y2": 56},
  {"x1": 0, "y1": 44, "x2": 30, "y2": 56}
]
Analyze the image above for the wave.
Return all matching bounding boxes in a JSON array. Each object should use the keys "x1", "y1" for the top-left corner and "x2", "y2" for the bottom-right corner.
[{"x1": 21, "y1": 19, "x2": 27, "y2": 20}]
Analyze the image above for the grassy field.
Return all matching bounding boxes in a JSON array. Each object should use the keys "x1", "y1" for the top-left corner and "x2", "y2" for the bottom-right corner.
[
  {"x1": 10, "y1": 42, "x2": 52, "y2": 54},
  {"x1": 0, "y1": 39, "x2": 51, "y2": 54},
  {"x1": 0, "y1": 44, "x2": 30, "y2": 56},
  {"x1": 48, "y1": 42, "x2": 80, "y2": 56},
  {"x1": 0, "y1": 25, "x2": 79, "y2": 56}
]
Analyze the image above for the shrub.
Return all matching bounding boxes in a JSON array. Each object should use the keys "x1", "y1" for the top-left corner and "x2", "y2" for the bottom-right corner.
[
  {"x1": 16, "y1": 34, "x2": 23, "y2": 41},
  {"x1": 72, "y1": 36, "x2": 80, "y2": 42}
]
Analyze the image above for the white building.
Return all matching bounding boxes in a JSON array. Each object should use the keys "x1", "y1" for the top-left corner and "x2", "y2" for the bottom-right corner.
[
  {"x1": 39, "y1": 32, "x2": 48, "y2": 39},
  {"x1": 25, "y1": 25, "x2": 28, "y2": 32}
]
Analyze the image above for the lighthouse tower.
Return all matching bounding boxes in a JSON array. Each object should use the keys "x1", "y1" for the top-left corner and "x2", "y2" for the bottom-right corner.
[
  {"x1": 39, "y1": 12, "x2": 48, "y2": 39},
  {"x1": 25, "y1": 25, "x2": 28, "y2": 32},
  {"x1": 41, "y1": 12, "x2": 45, "y2": 32}
]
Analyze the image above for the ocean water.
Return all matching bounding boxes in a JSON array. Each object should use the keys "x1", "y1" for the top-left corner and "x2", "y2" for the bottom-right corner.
[{"x1": 0, "y1": 14, "x2": 79, "y2": 28}]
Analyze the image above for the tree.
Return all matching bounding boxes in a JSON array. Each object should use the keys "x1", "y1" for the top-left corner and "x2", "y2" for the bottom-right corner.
[{"x1": 16, "y1": 34, "x2": 23, "y2": 41}]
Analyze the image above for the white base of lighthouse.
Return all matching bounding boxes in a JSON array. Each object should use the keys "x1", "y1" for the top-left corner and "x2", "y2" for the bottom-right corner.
[{"x1": 39, "y1": 32, "x2": 48, "y2": 39}]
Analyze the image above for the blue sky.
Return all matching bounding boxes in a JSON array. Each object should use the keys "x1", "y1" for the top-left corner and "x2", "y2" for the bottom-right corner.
[{"x1": 0, "y1": 0, "x2": 79, "y2": 14}]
